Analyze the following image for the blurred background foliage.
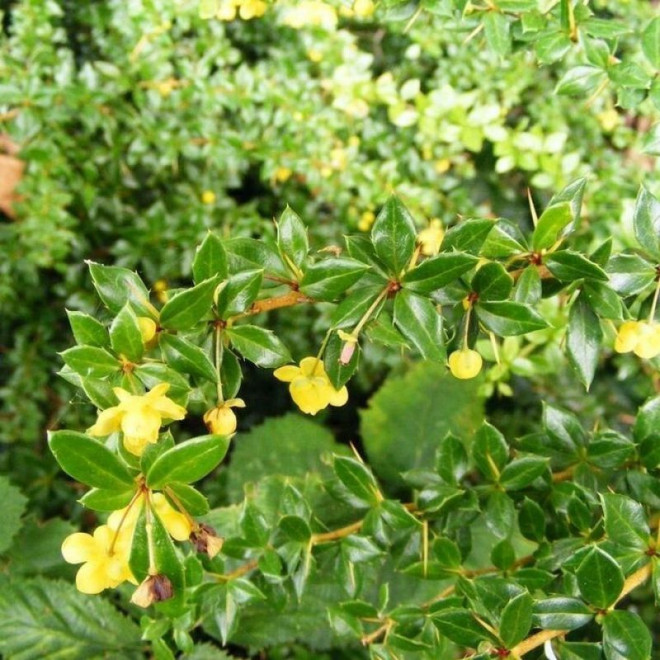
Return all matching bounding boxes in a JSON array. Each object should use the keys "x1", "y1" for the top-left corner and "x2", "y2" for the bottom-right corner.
[{"x1": 0, "y1": 0, "x2": 659, "y2": 655}]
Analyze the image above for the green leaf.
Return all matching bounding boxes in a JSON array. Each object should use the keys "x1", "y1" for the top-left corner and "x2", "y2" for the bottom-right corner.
[
  {"x1": 491, "y1": 538, "x2": 515, "y2": 570},
  {"x1": 371, "y1": 196, "x2": 417, "y2": 276},
  {"x1": 402, "y1": 253, "x2": 478, "y2": 294},
  {"x1": 87, "y1": 261, "x2": 154, "y2": 317},
  {"x1": 473, "y1": 421, "x2": 509, "y2": 479},
  {"x1": 432, "y1": 609, "x2": 493, "y2": 646},
  {"x1": 225, "y1": 414, "x2": 344, "y2": 501},
  {"x1": 544, "y1": 404, "x2": 585, "y2": 453},
  {"x1": 531, "y1": 202, "x2": 573, "y2": 250},
  {"x1": 221, "y1": 348, "x2": 242, "y2": 399},
  {"x1": 393, "y1": 290, "x2": 445, "y2": 362},
  {"x1": 324, "y1": 331, "x2": 360, "y2": 389},
  {"x1": 215, "y1": 269, "x2": 263, "y2": 318},
  {"x1": 60, "y1": 346, "x2": 120, "y2": 378},
  {"x1": 642, "y1": 18, "x2": 660, "y2": 68},
  {"x1": 532, "y1": 597, "x2": 593, "y2": 631},
  {"x1": 441, "y1": 218, "x2": 494, "y2": 254},
  {"x1": 575, "y1": 547, "x2": 624, "y2": 609},
  {"x1": 226, "y1": 325, "x2": 291, "y2": 368},
  {"x1": 481, "y1": 220, "x2": 527, "y2": 258},
  {"x1": 67, "y1": 310, "x2": 109, "y2": 348},
  {"x1": 601, "y1": 493, "x2": 650, "y2": 551},
  {"x1": 167, "y1": 482, "x2": 209, "y2": 516},
  {"x1": 361, "y1": 362, "x2": 483, "y2": 490},
  {"x1": 535, "y1": 30, "x2": 572, "y2": 64},
  {"x1": 471, "y1": 262, "x2": 513, "y2": 301},
  {"x1": 436, "y1": 433, "x2": 468, "y2": 485},
  {"x1": 499, "y1": 457, "x2": 548, "y2": 491},
  {"x1": 519, "y1": 497, "x2": 545, "y2": 542},
  {"x1": 499, "y1": 591, "x2": 533, "y2": 648},
  {"x1": 193, "y1": 232, "x2": 228, "y2": 283},
  {"x1": 0, "y1": 577, "x2": 142, "y2": 659},
  {"x1": 331, "y1": 283, "x2": 385, "y2": 328},
  {"x1": 583, "y1": 282, "x2": 623, "y2": 320},
  {"x1": 160, "y1": 276, "x2": 220, "y2": 330},
  {"x1": 0, "y1": 477, "x2": 27, "y2": 554},
  {"x1": 545, "y1": 251, "x2": 608, "y2": 282},
  {"x1": 160, "y1": 334, "x2": 218, "y2": 382},
  {"x1": 483, "y1": 11, "x2": 511, "y2": 56},
  {"x1": 334, "y1": 456, "x2": 381, "y2": 506},
  {"x1": 225, "y1": 237, "x2": 288, "y2": 278},
  {"x1": 278, "y1": 515, "x2": 312, "y2": 542},
  {"x1": 567, "y1": 294, "x2": 602, "y2": 390},
  {"x1": 110, "y1": 303, "x2": 144, "y2": 362},
  {"x1": 555, "y1": 66, "x2": 606, "y2": 96},
  {"x1": 602, "y1": 610, "x2": 652, "y2": 660},
  {"x1": 277, "y1": 206, "x2": 309, "y2": 270},
  {"x1": 300, "y1": 258, "x2": 370, "y2": 301},
  {"x1": 485, "y1": 491, "x2": 516, "y2": 538},
  {"x1": 79, "y1": 487, "x2": 134, "y2": 512},
  {"x1": 606, "y1": 254, "x2": 656, "y2": 296},
  {"x1": 633, "y1": 187, "x2": 660, "y2": 261},
  {"x1": 513, "y1": 267, "x2": 542, "y2": 305},
  {"x1": 476, "y1": 301, "x2": 547, "y2": 336},
  {"x1": 48, "y1": 430, "x2": 135, "y2": 490},
  {"x1": 146, "y1": 434, "x2": 231, "y2": 488}
]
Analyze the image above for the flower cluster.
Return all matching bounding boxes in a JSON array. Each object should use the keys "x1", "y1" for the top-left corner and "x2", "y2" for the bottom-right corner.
[
  {"x1": 274, "y1": 357, "x2": 348, "y2": 415},
  {"x1": 614, "y1": 320, "x2": 660, "y2": 359}
]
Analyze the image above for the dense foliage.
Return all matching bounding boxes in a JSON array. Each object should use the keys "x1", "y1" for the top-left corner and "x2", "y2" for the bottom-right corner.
[{"x1": 1, "y1": 0, "x2": 659, "y2": 658}]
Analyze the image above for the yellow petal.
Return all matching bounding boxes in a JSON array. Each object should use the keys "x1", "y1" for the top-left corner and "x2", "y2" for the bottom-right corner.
[
  {"x1": 121, "y1": 408, "x2": 161, "y2": 445},
  {"x1": 328, "y1": 385, "x2": 348, "y2": 407},
  {"x1": 152, "y1": 494, "x2": 193, "y2": 541},
  {"x1": 145, "y1": 383, "x2": 171, "y2": 400},
  {"x1": 290, "y1": 377, "x2": 331, "y2": 415},
  {"x1": 112, "y1": 387, "x2": 133, "y2": 403},
  {"x1": 299, "y1": 356, "x2": 326, "y2": 377},
  {"x1": 87, "y1": 407, "x2": 123, "y2": 437},
  {"x1": 614, "y1": 320, "x2": 641, "y2": 354},
  {"x1": 123, "y1": 434, "x2": 150, "y2": 457},
  {"x1": 226, "y1": 398, "x2": 246, "y2": 408},
  {"x1": 76, "y1": 561, "x2": 109, "y2": 594},
  {"x1": 273, "y1": 365, "x2": 301, "y2": 382},
  {"x1": 204, "y1": 406, "x2": 237, "y2": 435},
  {"x1": 151, "y1": 396, "x2": 187, "y2": 421},
  {"x1": 62, "y1": 533, "x2": 97, "y2": 564}
]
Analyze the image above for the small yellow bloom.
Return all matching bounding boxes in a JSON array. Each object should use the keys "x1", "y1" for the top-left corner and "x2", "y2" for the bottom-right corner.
[
  {"x1": 614, "y1": 320, "x2": 660, "y2": 359},
  {"x1": 418, "y1": 219, "x2": 444, "y2": 256},
  {"x1": 137, "y1": 317, "x2": 157, "y2": 344},
  {"x1": 87, "y1": 383, "x2": 186, "y2": 456},
  {"x1": 216, "y1": 0, "x2": 238, "y2": 20},
  {"x1": 358, "y1": 210, "x2": 375, "y2": 232},
  {"x1": 239, "y1": 0, "x2": 268, "y2": 20},
  {"x1": 307, "y1": 49, "x2": 323, "y2": 63},
  {"x1": 62, "y1": 525, "x2": 135, "y2": 594},
  {"x1": 203, "y1": 398, "x2": 246, "y2": 436},
  {"x1": 274, "y1": 357, "x2": 348, "y2": 415},
  {"x1": 273, "y1": 166, "x2": 293, "y2": 183},
  {"x1": 281, "y1": 0, "x2": 338, "y2": 29},
  {"x1": 201, "y1": 190, "x2": 216, "y2": 205},
  {"x1": 353, "y1": 0, "x2": 375, "y2": 17},
  {"x1": 348, "y1": 136, "x2": 360, "y2": 148},
  {"x1": 448, "y1": 349, "x2": 483, "y2": 380},
  {"x1": 152, "y1": 279, "x2": 169, "y2": 304},
  {"x1": 435, "y1": 158, "x2": 451, "y2": 174}
]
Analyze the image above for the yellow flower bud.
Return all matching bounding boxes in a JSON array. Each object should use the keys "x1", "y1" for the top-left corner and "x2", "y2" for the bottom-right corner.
[
  {"x1": 203, "y1": 399, "x2": 246, "y2": 436},
  {"x1": 418, "y1": 219, "x2": 444, "y2": 256},
  {"x1": 201, "y1": 190, "x2": 216, "y2": 205},
  {"x1": 614, "y1": 320, "x2": 641, "y2": 354},
  {"x1": 448, "y1": 349, "x2": 483, "y2": 380},
  {"x1": 137, "y1": 317, "x2": 157, "y2": 344}
]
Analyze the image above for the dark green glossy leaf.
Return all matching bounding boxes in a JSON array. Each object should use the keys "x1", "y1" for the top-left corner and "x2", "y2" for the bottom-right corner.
[
  {"x1": 499, "y1": 456, "x2": 548, "y2": 491},
  {"x1": 324, "y1": 331, "x2": 360, "y2": 389},
  {"x1": 48, "y1": 430, "x2": 135, "y2": 490},
  {"x1": 432, "y1": 609, "x2": 493, "y2": 646},
  {"x1": 393, "y1": 290, "x2": 445, "y2": 362},
  {"x1": 499, "y1": 591, "x2": 532, "y2": 648},
  {"x1": 486, "y1": 491, "x2": 515, "y2": 539},
  {"x1": 79, "y1": 487, "x2": 135, "y2": 512},
  {"x1": 491, "y1": 539, "x2": 515, "y2": 570},
  {"x1": 402, "y1": 253, "x2": 478, "y2": 294},
  {"x1": 87, "y1": 261, "x2": 153, "y2": 317},
  {"x1": 160, "y1": 276, "x2": 220, "y2": 330},
  {"x1": 278, "y1": 515, "x2": 311, "y2": 542},
  {"x1": 331, "y1": 283, "x2": 386, "y2": 329},
  {"x1": 193, "y1": 232, "x2": 228, "y2": 283},
  {"x1": 642, "y1": 17, "x2": 660, "y2": 68},
  {"x1": 334, "y1": 456, "x2": 380, "y2": 506},
  {"x1": 575, "y1": 547, "x2": 624, "y2": 609},
  {"x1": 483, "y1": 11, "x2": 511, "y2": 55},
  {"x1": 519, "y1": 497, "x2": 545, "y2": 542},
  {"x1": 160, "y1": 334, "x2": 218, "y2": 382},
  {"x1": 606, "y1": 254, "x2": 656, "y2": 296},
  {"x1": 513, "y1": 267, "x2": 542, "y2": 305},
  {"x1": 545, "y1": 251, "x2": 608, "y2": 282},
  {"x1": 555, "y1": 66, "x2": 606, "y2": 96},
  {"x1": 60, "y1": 346, "x2": 120, "y2": 378},
  {"x1": 477, "y1": 301, "x2": 547, "y2": 336},
  {"x1": 436, "y1": 433, "x2": 468, "y2": 485},
  {"x1": 601, "y1": 493, "x2": 649, "y2": 551},
  {"x1": 226, "y1": 325, "x2": 291, "y2": 368},
  {"x1": 471, "y1": 262, "x2": 513, "y2": 301},
  {"x1": 602, "y1": 610, "x2": 652, "y2": 660},
  {"x1": 441, "y1": 218, "x2": 495, "y2": 254},
  {"x1": 167, "y1": 482, "x2": 209, "y2": 516},
  {"x1": 146, "y1": 435, "x2": 230, "y2": 488},
  {"x1": 544, "y1": 404, "x2": 585, "y2": 453},
  {"x1": 473, "y1": 422, "x2": 509, "y2": 479},
  {"x1": 583, "y1": 282, "x2": 623, "y2": 320},
  {"x1": 215, "y1": 269, "x2": 263, "y2": 319},
  {"x1": 110, "y1": 303, "x2": 144, "y2": 362},
  {"x1": 277, "y1": 206, "x2": 308, "y2": 270},
  {"x1": 67, "y1": 310, "x2": 110, "y2": 348},
  {"x1": 567, "y1": 294, "x2": 602, "y2": 390},
  {"x1": 371, "y1": 196, "x2": 417, "y2": 276},
  {"x1": 633, "y1": 187, "x2": 660, "y2": 261},
  {"x1": 300, "y1": 258, "x2": 370, "y2": 301},
  {"x1": 532, "y1": 597, "x2": 593, "y2": 631}
]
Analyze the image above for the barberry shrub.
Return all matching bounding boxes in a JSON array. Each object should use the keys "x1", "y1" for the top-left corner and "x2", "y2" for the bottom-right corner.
[{"x1": 1, "y1": 1, "x2": 660, "y2": 659}]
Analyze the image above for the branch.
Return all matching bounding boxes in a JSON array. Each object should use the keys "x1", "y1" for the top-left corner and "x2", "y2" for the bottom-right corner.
[{"x1": 232, "y1": 290, "x2": 314, "y2": 320}]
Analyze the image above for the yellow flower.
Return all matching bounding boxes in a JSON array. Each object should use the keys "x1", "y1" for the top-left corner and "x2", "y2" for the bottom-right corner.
[
  {"x1": 239, "y1": 0, "x2": 268, "y2": 20},
  {"x1": 273, "y1": 166, "x2": 293, "y2": 183},
  {"x1": 88, "y1": 383, "x2": 186, "y2": 456},
  {"x1": 152, "y1": 279, "x2": 169, "y2": 304},
  {"x1": 358, "y1": 210, "x2": 375, "y2": 232},
  {"x1": 274, "y1": 357, "x2": 348, "y2": 415},
  {"x1": 138, "y1": 317, "x2": 157, "y2": 343},
  {"x1": 281, "y1": 0, "x2": 338, "y2": 29},
  {"x1": 203, "y1": 398, "x2": 246, "y2": 436},
  {"x1": 353, "y1": 0, "x2": 375, "y2": 18},
  {"x1": 201, "y1": 190, "x2": 216, "y2": 204},
  {"x1": 448, "y1": 349, "x2": 483, "y2": 380},
  {"x1": 62, "y1": 525, "x2": 135, "y2": 594},
  {"x1": 614, "y1": 320, "x2": 660, "y2": 359},
  {"x1": 418, "y1": 219, "x2": 444, "y2": 256}
]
